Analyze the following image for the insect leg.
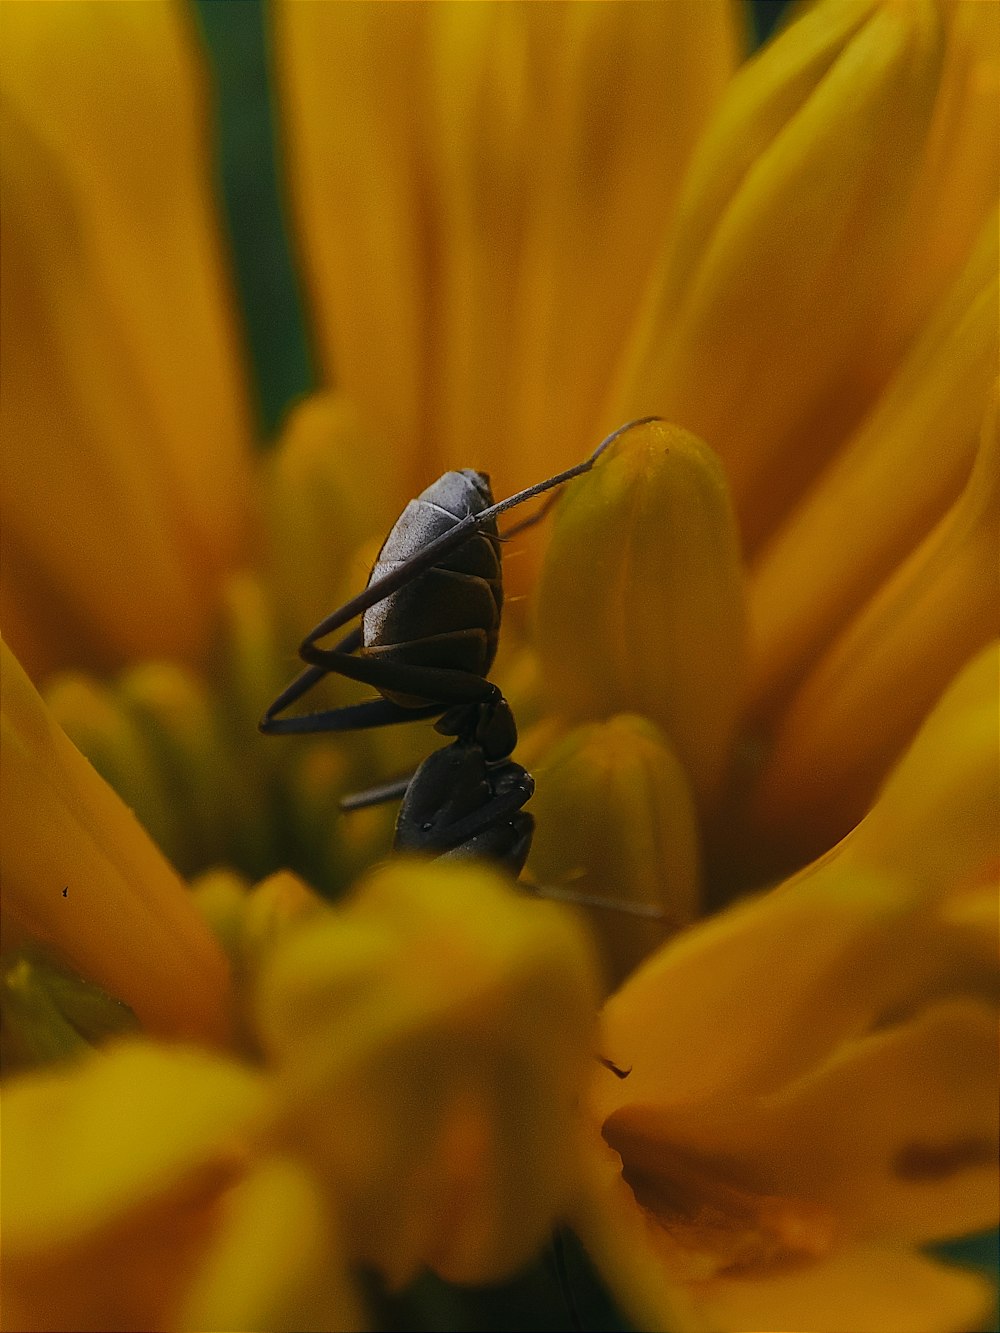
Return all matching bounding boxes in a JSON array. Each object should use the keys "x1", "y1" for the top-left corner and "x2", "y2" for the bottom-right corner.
[
  {"x1": 339, "y1": 772, "x2": 416, "y2": 811},
  {"x1": 299, "y1": 644, "x2": 501, "y2": 709},
  {"x1": 259, "y1": 694, "x2": 441, "y2": 736}
]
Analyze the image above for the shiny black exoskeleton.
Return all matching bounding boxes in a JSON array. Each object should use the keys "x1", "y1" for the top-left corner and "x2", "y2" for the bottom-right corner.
[{"x1": 260, "y1": 419, "x2": 658, "y2": 872}]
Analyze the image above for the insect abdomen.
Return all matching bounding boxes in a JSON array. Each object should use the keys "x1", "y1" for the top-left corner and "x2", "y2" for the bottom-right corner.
[{"x1": 361, "y1": 471, "x2": 503, "y2": 699}]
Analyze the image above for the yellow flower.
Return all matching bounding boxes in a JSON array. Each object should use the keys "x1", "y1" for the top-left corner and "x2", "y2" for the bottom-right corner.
[{"x1": 1, "y1": 1, "x2": 997, "y2": 1330}]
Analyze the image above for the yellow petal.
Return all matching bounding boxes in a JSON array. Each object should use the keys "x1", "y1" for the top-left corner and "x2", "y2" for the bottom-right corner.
[
  {"x1": 0, "y1": 639, "x2": 233, "y2": 1043},
  {"x1": 272, "y1": 0, "x2": 431, "y2": 507},
  {"x1": 751, "y1": 400, "x2": 1000, "y2": 858},
  {"x1": 178, "y1": 1156, "x2": 365, "y2": 1333},
  {"x1": 2, "y1": 1040, "x2": 266, "y2": 1332},
  {"x1": 526, "y1": 714, "x2": 701, "y2": 990},
  {"x1": 834, "y1": 639, "x2": 1000, "y2": 898},
  {"x1": 613, "y1": 0, "x2": 945, "y2": 546},
  {"x1": 609, "y1": 999, "x2": 1000, "y2": 1247},
  {"x1": 44, "y1": 671, "x2": 184, "y2": 864},
  {"x1": 696, "y1": 1241, "x2": 995, "y2": 1333},
  {"x1": 595, "y1": 867, "x2": 918, "y2": 1116},
  {"x1": 534, "y1": 419, "x2": 746, "y2": 809},
  {"x1": 0, "y1": 0, "x2": 253, "y2": 677},
  {"x1": 1, "y1": 950, "x2": 138, "y2": 1073},
  {"x1": 262, "y1": 392, "x2": 395, "y2": 639},
  {"x1": 426, "y1": 0, "x2": 743, "y2": 493},
  {"x1": 886, "y1": 0, "x2": 1000, "y2": 361},
  {"x1": 256, "y1": 858, "x2": 600, "y2": 1288},
  {"x1": 748, "y1": 213, "x2": 998, "y2": 717},
  {"x1": 275, "y1": 1, "x2": 741, "y2": 502}
]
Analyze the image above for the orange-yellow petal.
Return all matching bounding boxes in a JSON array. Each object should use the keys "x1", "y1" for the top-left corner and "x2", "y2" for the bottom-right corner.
[
  {"x1": 832, "y1": 639, "x2": 1000, "y2": 898},
  {"x1": 886, "y1": 0, "x2": 1000, "y2": 362},
  {"x1": 0, "y1": 0, "x2": 253, "y2": 677},
  {"x1": 0, "y1": 639, "x2": 233, "y2": 1043},
  {"x1": 752, "y1": 403, "x2": 999, "y2": 858},
  {"x1": 612, "y1": 0, "x2": 945, "y2": 547},
  {"x1": 534, "y1": 420, "x2": 746, "y2": 809},
  {"x1": 275, "y1": 1, "x2": 742, "y2": 504},
  {"x1": 748, "y1": 213, "x2": 998, "y2": 717}
]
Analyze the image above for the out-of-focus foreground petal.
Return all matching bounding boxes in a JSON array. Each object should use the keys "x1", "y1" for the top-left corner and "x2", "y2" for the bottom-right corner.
[
  {"x1": 1, "y1": 1041, "x2": 267, "y2": 1333},
  {"x1": 534, "y1": 419, "x2": 746, "y2": 810},
  {"x1": 2, "y1": 1041, "x2": 357, "y2": 1333},
  {"x1": 0, "y1": 639, "x2": 233, "y2": 1044},
  {"x1": 256, "y1": 858, "x2": 601, "y2": 1289},
  {"x1": 0, "y1": 0, "x2": 254, "y2": 678},
  {"x1": 274, "y1": 0, "x2": 742, "y2": 503}
]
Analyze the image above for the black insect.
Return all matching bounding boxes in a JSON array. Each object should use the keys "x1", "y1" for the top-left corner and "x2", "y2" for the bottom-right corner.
[{"x1": 260, "y1": 418, "x2": 658, "y2": 873}]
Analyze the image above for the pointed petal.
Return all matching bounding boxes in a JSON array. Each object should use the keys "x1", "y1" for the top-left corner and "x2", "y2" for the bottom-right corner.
[
  {"x1": 748, "y1": 215, "x2": 998, "y2": 716},
  {"x1": 887, "y1": 0, "x2": 1000, "y2": 360},
  {"x1": 613, "y1": 0, "x2": 945, "y2": 546},
  {"x1": 0, "y1": 640, "x2": 233, "y2": 1043},
  {"x1": 535, "y1": 420, "x2": 747, "y2": 809}
]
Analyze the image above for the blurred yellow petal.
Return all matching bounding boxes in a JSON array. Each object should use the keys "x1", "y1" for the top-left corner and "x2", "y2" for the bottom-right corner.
[
  {"x1": 0, "y1": 639, "x2": 232, "y2": 1044},
  {"x1": 2, "y1": 1041, "x2": 266, "y2": 1332},
  {"x1": 835, "y1": 639, "x2": 1000, "y2": 898},
  {"x1": 44, "y1": 671, "x2": 185, "y2": 864},
  {"x1": 426, "y1": 0, "x2": 743, "y2": 492},
  {"x1": 613, "y1": 0, "x2": 945, "y2": 546},
  {"x1": 0, "y1": 0, "x2": 254, "y2": 677},
  {"x1": 887, "y1": 0, "x2": 1000, "y2": 360},
  {"x1": 534, "y1": 419, "x2": 746, "y2": 809},
  {"x1": 262, "y1": 392, "x2": 394, "y2": 638},
  {"x1": 748, "y1": 214, "x2": 998, "y2": 716},
  {"x1": 527, "y1": 714, "x2": 700, "y2": 990},
  {"x1": 256, "y1": 858, "x2": 600, "y2": 1288},
  {"x1": 752, "y1": 399, "x2": 999, "y2": 856},
  {"x1": 272, "y1": 0, "x2": 429, "y2": 506},
  {"x1": 697, "y1": 1241, "x2": 995, "y2": 1333},
  {"x1": 178, "y1": 1156, "x2": 365, "y2": 1333},
  {"x1": 275, "y1": 1, "x2": 741, "y2": 501}
]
